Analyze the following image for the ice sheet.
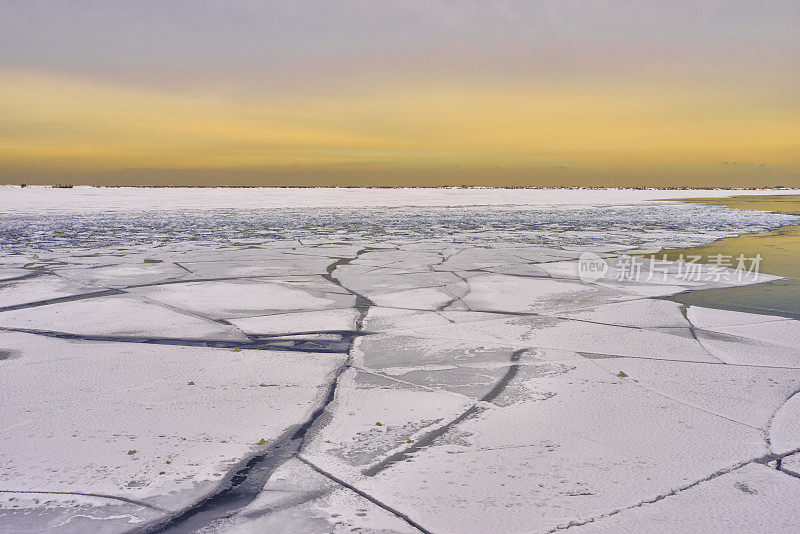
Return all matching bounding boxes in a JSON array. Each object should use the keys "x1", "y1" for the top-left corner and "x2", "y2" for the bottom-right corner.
[
  {"x1": 229, "y1": 309, "x2": 359, "y2": 335},
  {"x1": 567, "y1": 463, "x2": 800, "y2": 534},
  {"x1": 130, "y1": 278, "x2": 354, "y2": 319},
  {"x1": 0, "y1": 295, "x2": 249, "y2": 341},
  {"x1": 1, "y1": 187, "x2": 799, "y2": 533},
  {"x1": 0, "y1": 331, "x2": 343, "y2": 530}
]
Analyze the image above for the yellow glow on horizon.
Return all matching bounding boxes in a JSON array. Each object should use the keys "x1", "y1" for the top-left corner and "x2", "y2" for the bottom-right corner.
[{"x1": 2, "y1": 69, "x2": 798, "y2": 180}]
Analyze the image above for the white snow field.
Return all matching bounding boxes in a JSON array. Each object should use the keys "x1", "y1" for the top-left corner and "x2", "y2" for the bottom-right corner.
[{"x1": 1, "y1": 187, "x2": 800, "y2": 533}]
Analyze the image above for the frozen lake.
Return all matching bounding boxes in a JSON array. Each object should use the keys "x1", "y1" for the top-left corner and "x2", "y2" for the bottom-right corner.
[{"x1": 2, "y1": 187, "x2": 800, "y2": 533}]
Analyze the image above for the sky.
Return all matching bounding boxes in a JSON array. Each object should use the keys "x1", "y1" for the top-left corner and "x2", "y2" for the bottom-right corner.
[{"x1": 1, "y1": 1, "x2": 799, "y2": 187}]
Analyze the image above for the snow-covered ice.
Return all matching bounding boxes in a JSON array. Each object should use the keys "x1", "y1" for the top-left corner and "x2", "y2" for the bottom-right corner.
[{"x1": 1, "y1": 187, "x2": 800, "y2": 533}]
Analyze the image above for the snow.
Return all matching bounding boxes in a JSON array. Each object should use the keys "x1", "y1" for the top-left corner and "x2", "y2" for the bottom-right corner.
[
  {"x1": 0, "y1": 276, "x2": 95, "y2": 309},
  {"x1": 369, "y1": 287, "x2": 454, "y2": 310},
  {"x1": 567, "y1": 463, "x2": 800, "y2": 534},
  {"x1": 129, "y1": 278, "x2": 354, "y2": 319},
  {"x1": 0, "y1": 186, "x2": 798, "y2": 213},
  {"x1": 229, "y1": 309, "x2": 359, "y2": 335},
  {"x1": 228, "y1": 458, "x2": 420, "y2": 534},
  {"x1": 694, "y1": 315, "x2": 800, "y2": 350},
  {"x1": 780, "y1": 452, "x2": 800, "y2": 478},
  {"x1": 1, "y1": 187, "x2": 800, "y2": 532},
  {"x1": 769, "y1": 391, "x2": 800, "y2": 456},
  {"x1": 0, "y1": 295, "x2": 249, "y2": 341},
  {"x1": 0, "y1": 332, "x2": 342, "y2": 533},
  {"x1": 56, "y1": 260, "x2": 193, "y2": 289},
  {"x1": 340, "y1": 358, "x2": 765, "y2": 533},
  {"x1": 462, "y1": 274, "x2": 603, "y2": 313},
  {"x1": 551, "y1": 299, "x2": 690, "y2": 328},
  {"x1": 687, "y1": 305, "x2": 793, "y2": 328},
  {"x1": 589, "y1": 357, "x2": 800, "y2": 430}
]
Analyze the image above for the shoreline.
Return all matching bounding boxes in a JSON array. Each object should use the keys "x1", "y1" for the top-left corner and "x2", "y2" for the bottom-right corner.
[{"x1": 656, "y1": 195, "x2": 800, "y2": 319}]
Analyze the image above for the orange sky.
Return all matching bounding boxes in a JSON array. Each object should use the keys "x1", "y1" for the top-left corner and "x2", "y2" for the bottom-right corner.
[{"x1": 2, "y1": 2, "x2": 799, "y2": 186}]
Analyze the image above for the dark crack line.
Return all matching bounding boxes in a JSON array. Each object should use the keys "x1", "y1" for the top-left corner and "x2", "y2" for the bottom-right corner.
[
  {"x1": 296, "y1": 456, "x2": 434, "y2": 534},
  {"x1": 548, "y1": 446, "x2": 800, "y2": 533},
  {"x1": 171, "y1": 262, "x2": 197, "y2": 276},
  {"x1": 130, "y1": 293, "x2": 257, "y2": 335},
  {"x1": 236, "y1": 487, "x2": 335, "y2": 520},
  {"x1": 139, "y1": 248, "x2": 376, "y2": 533},
  {"x1": 321, "y1": 249, "x2": 378, "y2": 331},
  {"x1": 0, "y1": 489, "x2": 168, "y2": 512},
  {"x1": 374, "y1": 302, "x2": 799, "y2": 368},
  {"x1": 0, "y1": 271, "x2": 46, "y2": 283},
  {"x1": 140, "y1": 361, "x2": 350, "y2": 534},
  {"x1": 577, "y1": 349, "x2": 800, "y2": 370},
  {"x1": 777, "y1": 466, "x2": 800, "y2": 480},
  {"x1": 122, "y1": 274, "x2": 324, "y2": 289},
  {"x1": 363, "y1": 348, "x2": 528, "y2": 477},
  {"x1": 0, "y1": 327, "x2": 350, "y2": 354},
  {"x1": 251, "y1": 329, "x2": 368, "y2": 339},
  {"x1": 765, "y1": 386, "x2": 800, "y2": 453},
  {"x1": 368, "y1": 301, "x2": 681, "y2": 336},
  {"x1": 0, "y1": 289, "x2": 124, "y2": 313},
  {"x1": 583, "y1": 356, "x2": 763, "y2": 432},
  {"x1": 435, "y1": 271, "x2": 471, "y2": 312},
  {"x1": 676, "y1": 303, "x2": 725, "y2": 363},
  {"x1": 214, "y1": 318, "x2": 257, "y2": 343}
]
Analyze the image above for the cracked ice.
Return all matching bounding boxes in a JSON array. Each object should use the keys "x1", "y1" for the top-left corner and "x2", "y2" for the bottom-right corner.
[{"x1": 2, "y1": 187, "x2": 800, "y2": 533}]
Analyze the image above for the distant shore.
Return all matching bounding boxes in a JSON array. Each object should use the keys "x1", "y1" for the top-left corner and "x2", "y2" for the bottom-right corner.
[
  {"x1": 4, "y1": 184, "x2": 800, "y2": 190},
  {"x1": 4, "y1": 186, "x2": 800, "y2": 214}
]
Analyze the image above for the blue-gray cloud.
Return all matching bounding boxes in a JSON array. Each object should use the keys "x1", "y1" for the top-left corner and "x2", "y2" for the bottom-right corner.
[{"x1": 3, "y1": 0, "x2": 798, "y2": 71}]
